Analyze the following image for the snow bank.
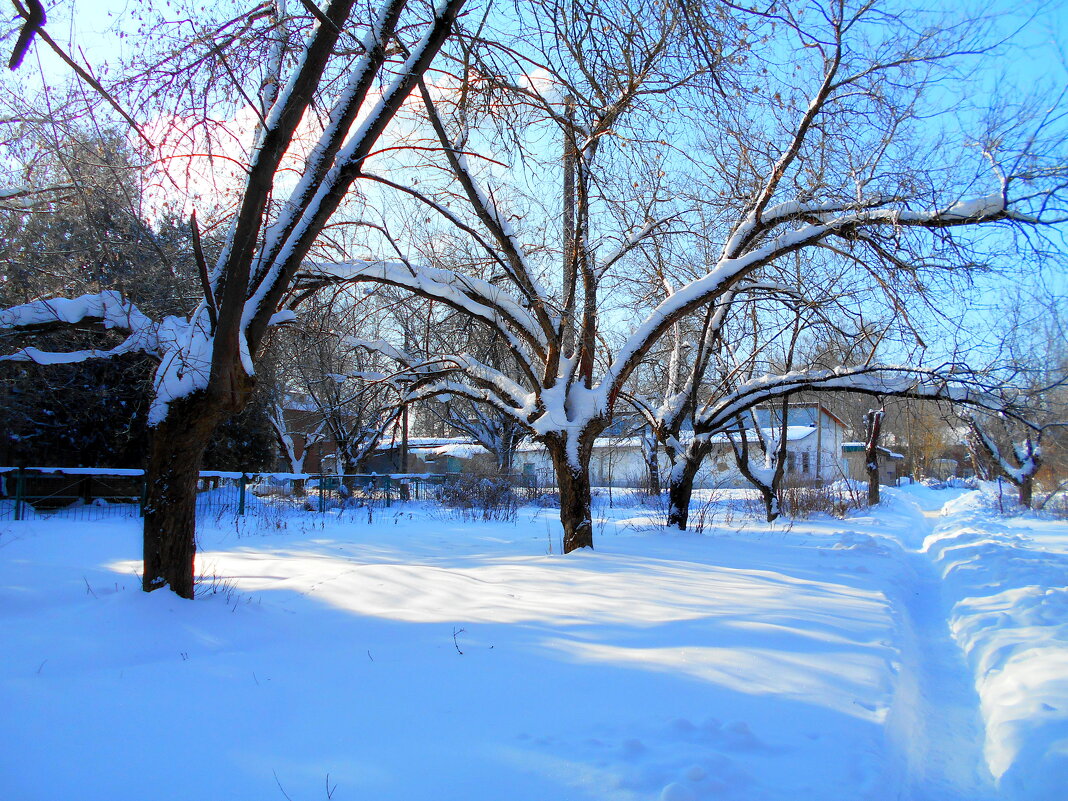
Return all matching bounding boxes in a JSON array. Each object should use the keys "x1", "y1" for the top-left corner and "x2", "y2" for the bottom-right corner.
[{"x1": 924, "y1": 487, "x2": 1068, "y2": 799}]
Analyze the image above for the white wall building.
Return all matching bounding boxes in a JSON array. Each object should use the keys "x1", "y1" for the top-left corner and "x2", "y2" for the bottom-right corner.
[{"x1": 513, "y1": 404, "x2": 849, "y2": 489}]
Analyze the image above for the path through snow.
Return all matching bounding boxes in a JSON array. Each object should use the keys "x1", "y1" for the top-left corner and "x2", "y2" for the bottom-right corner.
[{"x1": 882, "y1": 492, "x2": 999, "y2": 801}]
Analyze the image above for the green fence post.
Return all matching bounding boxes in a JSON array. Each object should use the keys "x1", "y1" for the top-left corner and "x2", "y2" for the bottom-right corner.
[
  {"x1": 384, "y1": 475, "x2": 391, "y2": 508},
  {"x1": 239, "y1": 473, "x2": 247, "y2": 516},
  {"x1": 14, "y1": 467, "x2": 24, "y2": 521},
  {"x1": 318, "y1": 475, "x2": 326, "y2": 514}
]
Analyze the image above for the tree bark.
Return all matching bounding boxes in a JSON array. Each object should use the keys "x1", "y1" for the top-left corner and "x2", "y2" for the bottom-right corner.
[
  {"x1": 864, "y1": 409, "x2": 884, "y2": 506},
  {"x1": 142, "y1": 393, "x2": 225, "y2": 599},
  {"x1": 547, "y1": 439, "x2": 594, "y2": 553},
  {"x1": 759, "y1": 486, "x2": 778, "y2": 522},
  {"x1": 666, "y1": 456, "x2": 702, "y2": 530},
  {"x1": 642, "y1": 430, "x2": 661, "y2": 496},
  {"x1": 498, "y1": 426, "x2": 517, "y2": 475},
  {"x1": 731, "y1": 424, "x2": 782, "y2": 523},
  {"x1": 1019, "y1": 477, "x2": 1033, "y2": 509}
]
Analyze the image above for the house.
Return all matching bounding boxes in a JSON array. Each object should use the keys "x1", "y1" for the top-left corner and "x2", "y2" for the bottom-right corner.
[
  {"x1": 513, "y1": 403, "x2": 849, "y2": 489},
  {"x1": 842, "y1": 443, "x2": 906, "y2": 485},
  {"x1": 285, "y1": 401, "x2": 848, "y2": 490},
  {"x1": 366, "y1": 438, "x2": 496, "y2": 475},
  {"x1": 514, "y1": 437, "x2": 653, "y2": 488},
  {"x1": 735, "y1": 403, "x2": 846, "y2": 480}
]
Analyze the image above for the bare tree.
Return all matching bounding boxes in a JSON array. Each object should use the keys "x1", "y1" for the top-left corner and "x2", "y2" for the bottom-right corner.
[
  {"x1": 277, "y1": 293, "x2": 405, "y2": 478},
  {"x1": 967, "y1": 414, "x2": 1043, "y2": 508},
  {"x1": 0, "y1": 0, "x2": 467, "y2": 597},
  {"x1": 311, "y1": 0, "x2": 1066, "y2": 549}
]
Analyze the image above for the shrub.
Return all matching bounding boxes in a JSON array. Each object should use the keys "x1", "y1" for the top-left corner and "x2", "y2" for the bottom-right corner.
[
  {"x1": 779, "y1": 480, "x2": 865, "y2": 519},
  {"x1": 436, "y1": 474, "x2": 519, "y2": 521}
]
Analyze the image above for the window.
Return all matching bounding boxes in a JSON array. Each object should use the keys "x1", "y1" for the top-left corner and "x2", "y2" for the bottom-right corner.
[{"x1": 802, "y1": 451, "x2": 811, "y2": 474}]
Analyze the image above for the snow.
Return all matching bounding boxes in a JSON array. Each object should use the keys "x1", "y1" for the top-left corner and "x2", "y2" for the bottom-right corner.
[
  {"x1": 706, "y1": 425, "x2": 817, "y2": 445},
  {"x1": 0, "y1": 291, "x2": 160, "y2": 365},
  {"x1": 1, "y1": 486, "x2": 1065, "y2": 800},
  {"x1": 923, "y1": 485, "x2": 1068, "y2": 799},
  {"x1": 422, "y1": 442, "x2": 488, "y2": 459},
  {"x1": 148, "y1": 313, "x2": 214, "y2": 425},
  {"x1": 941, "y1": 193, "x2": 1006, "y2": 221}
]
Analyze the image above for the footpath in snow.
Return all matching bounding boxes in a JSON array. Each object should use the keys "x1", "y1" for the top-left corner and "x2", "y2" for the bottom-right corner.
[{"x1": 0, "y1": 485, "x2": 1064, "y2": 800}]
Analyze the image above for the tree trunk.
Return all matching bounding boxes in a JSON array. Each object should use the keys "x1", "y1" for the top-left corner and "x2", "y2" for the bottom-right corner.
[
  {"x1": 864, "y1": 409, "x2": 884, "y2": 506},
  {"x1": 642, "y1": 432, "x2": 661, "y2": 496},
  {"x1": 866, "y1": 459, "x2": 880, "y2": 506},
  {"x1": 731, "y1": 427, "x2": 781, "y2": 523},
  {"x1": 666, "y1": 456, "x2": 702, "y2": 530},
  {"x1": 1019, "y1": 477, "x2": 1033, "y2": 509},
  {"x1": 646, "y1": 461, "x2": 661, "y2": 496},
  {"x1": 759, "y1": 486, "x2": 779, "y2": 522},
  {"x1": 142, "y1": 394, "x2": 224, "y2": 599},
  {"x1": 497, "y1": 427, "x2": 517, "y2": 475},
  {"x1": 547, "y1": 440, "x2": 594, "y2": 553}
]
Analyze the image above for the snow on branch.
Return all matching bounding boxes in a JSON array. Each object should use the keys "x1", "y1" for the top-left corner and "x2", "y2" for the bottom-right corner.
[
  {"x1": 403, "y1": 378, "x2": 528, "y2": 419},
  {"x1": 0, "y1": 291, "x2": 161, "y2": 364},
  {"x1": 346, "y1": 335, "x2": 531, "y2": 415},
  {"x1": 968, "y1": 418, "x2": 1042, "y2": 487},
  {"x1": 0, "y1": 182, "x2": 76, "y2": 210},
  {"x1": 0, "y1": 290, "x2": 154, "y2": 334},
  {"x1": 605, "y1": 184, "x2": 1041, "y2": 404},
  {"x1": 248, "y1": 0, "x2": 410, "y2": 291},
  {"x1": 243, "y1": 0, "x2": 467, "y2": 325},
  {"x1": 417, "y1": 80, "x2": 554, "y2": 325},
  {"x1": 309, "y1": 260, "x2": 546, "y2": 363},
  {"x1": 345, "y1": 336, "x2": 417, "y2": 370},
  {"x1": 596, "y1": 215, "x2": 678, "y2": 278},
  {"x1": 0, "y1": 291, "x2": 216, "y2": 424},
  {"x1": 696, "y1": 365, "x2": 1011, "y2": 434}
]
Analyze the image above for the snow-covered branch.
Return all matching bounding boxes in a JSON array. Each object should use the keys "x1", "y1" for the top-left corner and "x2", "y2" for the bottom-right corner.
[
  {"x1": 0, "y1": 291, "x2": 161, "y2": 364},
  {"x1": 309, "y1": 260, "x2": 546, "y2": 371},
  {"x1": 696, "y1": 365, "x2": 1010, "y2": 434},
  {"x1": 968, "y1": 418, "x2": 1042, "y2": 490}
]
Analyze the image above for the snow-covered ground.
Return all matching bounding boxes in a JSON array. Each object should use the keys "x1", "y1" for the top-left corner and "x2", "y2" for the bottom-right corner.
[{"x1": 1, "y1": 484, "x2": 1064, "y2": 800}]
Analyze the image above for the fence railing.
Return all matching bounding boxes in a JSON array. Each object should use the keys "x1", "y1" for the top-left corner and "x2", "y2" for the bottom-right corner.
[{"x1": 0, "y1": 467, "x2": 557, "y2": 522}]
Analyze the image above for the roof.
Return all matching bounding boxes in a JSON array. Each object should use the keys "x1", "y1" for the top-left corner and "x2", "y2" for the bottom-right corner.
[
  {"x1": 380, "y1": 438, "x2": 491, "y2": 459},
  {"x1": 707, "y1": 426, "x2": 818, "y2": 445},
  {"x1": 843, "y1": 442, "x2": 904, "y2": 459},
  {"x1": 752, "y1": 402, "x2": 847, "y2": 430}
]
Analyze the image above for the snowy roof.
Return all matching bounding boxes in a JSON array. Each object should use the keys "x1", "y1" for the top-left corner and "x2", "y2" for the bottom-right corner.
[
  {"x1": 404, "y1": 437, "x2": 480, "y2": 448},
  {"x1": 842, "y1": 442, "x2": 904, "y2": 459},
  {"x1": 389, "y1": 438, "x2": 491, "y2": 459},
  {"x1": 706, "y1": 426, "x2": 817, "y2": 445},
  {"x1": 422, "y1": 443, "x2": 489, "y2": 459},
  {"x1": 514, "y1": 428, "x2": 818, "y2": 453},
  {"x1": 281, "y1": 394, "x2": 320, "y2": 413}
]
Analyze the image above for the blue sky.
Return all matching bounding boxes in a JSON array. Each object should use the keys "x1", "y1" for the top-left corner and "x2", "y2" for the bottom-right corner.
[
  {"x1": 18, "y1": 0, "x2": 1067, "y2": 83},
  {"x1": 8, "y1": 0, "x2": 1066, "y2": 362}
]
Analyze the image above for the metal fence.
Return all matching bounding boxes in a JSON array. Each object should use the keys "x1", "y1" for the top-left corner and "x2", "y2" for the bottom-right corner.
[{"x1": 0, "y1": 467, "x2": 558, "y2": 522}]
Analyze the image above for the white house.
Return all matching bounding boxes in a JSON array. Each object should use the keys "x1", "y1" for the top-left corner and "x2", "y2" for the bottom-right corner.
[
  {"x1": 698, "y1": 403, "x2": 849, "y2": 488},
  {"x1": 513, "y1": 403, "x2": 849, "y2": 489},
  {"x1": 337, "y1": 403, "x2": 848, "y2": 489}
]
